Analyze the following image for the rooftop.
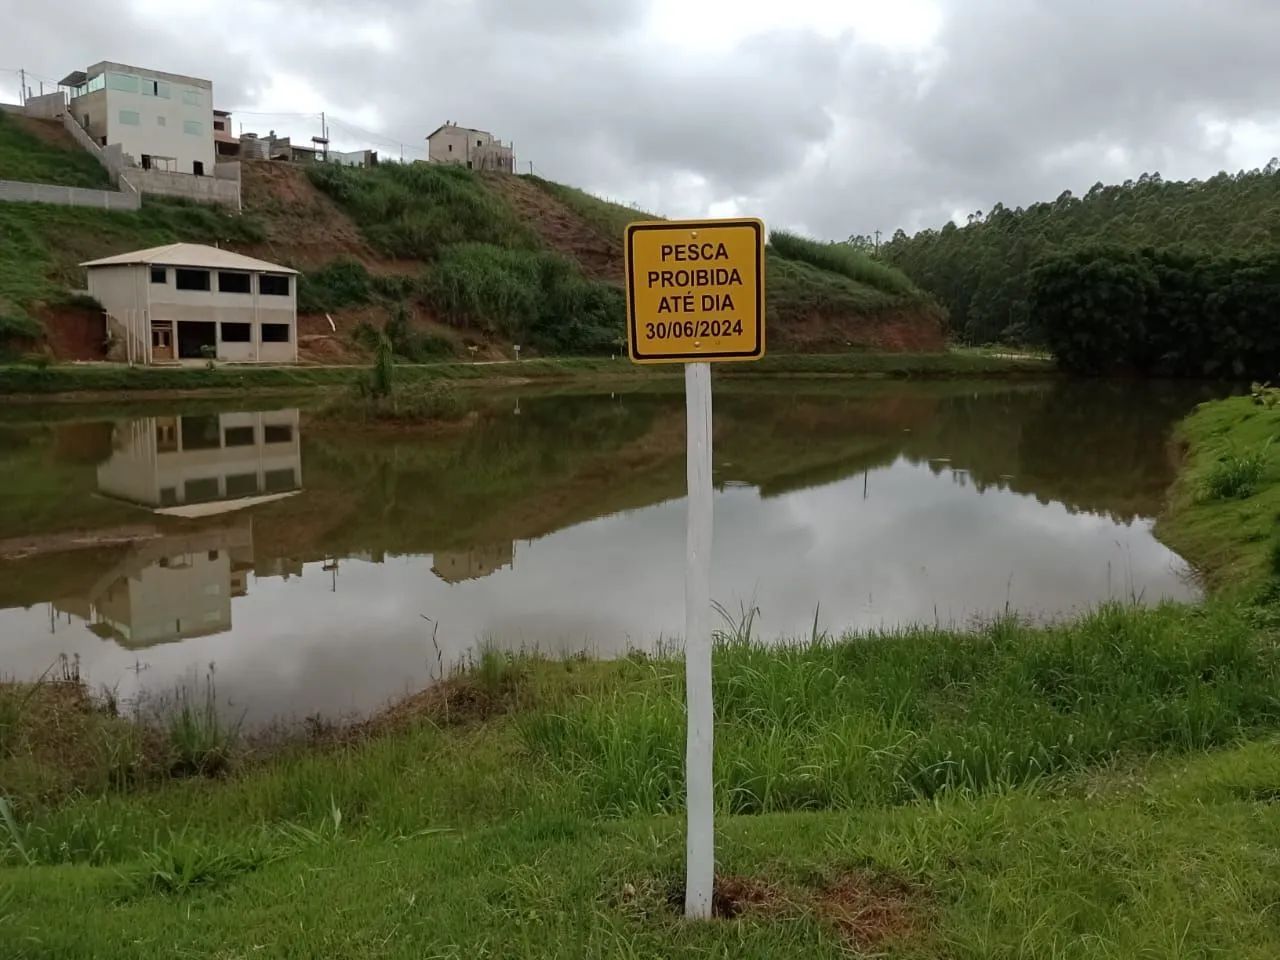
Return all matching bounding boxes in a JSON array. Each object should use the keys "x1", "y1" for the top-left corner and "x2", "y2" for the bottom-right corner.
[
  {"x1": 427, "y1": 122, "x2": 494, "y2": 140},
  {"x1": 81, "y1": 243, "x2": 297, "y2": 274},
  {"x1": 59, "y1": 61, "x2": 212, "y2": 89}
]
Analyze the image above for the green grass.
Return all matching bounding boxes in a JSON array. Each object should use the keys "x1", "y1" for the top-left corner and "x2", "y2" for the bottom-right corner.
[
  {"x1": 0, "y1": 351, "x2": 1056, "y2": 397},
  {"x1": 308, "y1": 162, "x2": 535, "y2": 260},
  {"x1": 424, "y1": 242, "x2": 624, "y2": 352},
  {"x1": 0, "y1": 198, "x2": 265, "y2": 338},
  {"x1": 1198, "y1": 443, "x2": 1271, "y2": 501},
  {"x1": 2, "y1": 394, "x2": 1280, "y2": 955},
  {"x1": 1158, "y1": 395, "x2": 1280, "y2": 593},
  {"x1": 769, "y1": 230, "x2": 926, "y2": 300},
  {"x1": 525, "y1": 175, "x2": 658, "y2": 238},
  {"x1": 3, "y1": 605, "x2": 1280, "y2": 956},
  {"x1": 0, "y1": 111, "x2": 112, "y2": 189}
]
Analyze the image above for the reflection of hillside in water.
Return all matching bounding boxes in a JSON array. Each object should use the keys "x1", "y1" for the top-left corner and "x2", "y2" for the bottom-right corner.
[
  {"x1": 255, "y1": 381, "x2": 1211, "y2": 569},
  {"x1": 0, "y1": 381, "x2": 1224, "y2": 629}
]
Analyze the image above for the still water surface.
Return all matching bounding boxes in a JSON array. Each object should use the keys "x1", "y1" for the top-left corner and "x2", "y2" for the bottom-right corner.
[{"x1": 0, "y1": 380, "x2": 1212, "y2": 724}]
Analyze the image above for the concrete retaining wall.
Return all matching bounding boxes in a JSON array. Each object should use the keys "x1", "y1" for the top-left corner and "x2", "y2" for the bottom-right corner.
[
  {"x1": 22, "y1": 92, "x2": 66, "y2": 120},
  {"x1": 0, "y1": 178, "x2": 139, "y2": 210},
  {"x1": 130, "y1": 168, "x2": 240, "y2": 210},
  {"x1": 3, "y1": 97, "x2": 240, "y2": 212}
]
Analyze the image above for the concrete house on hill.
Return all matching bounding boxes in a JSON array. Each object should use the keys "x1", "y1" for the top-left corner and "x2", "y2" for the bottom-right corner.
[
  {"x1": 82, "y1": 243, "x2": 298, "y2": 365},
  {"x1": 59, "y1": 61, "x2": 215, "y2": 176},
  {"x1": 427, "y1": 122, "x2": 514, "y2": 172}
]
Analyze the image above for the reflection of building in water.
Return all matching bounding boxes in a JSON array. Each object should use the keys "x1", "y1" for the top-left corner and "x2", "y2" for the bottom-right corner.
[
  {"x1": 55, "y1": 522, "x2": 254, "y2": 648},
  {"x1": 97, "y1": 410, "x2": 302, "y2": 512},
  {"x1": 431, "y1": 542, "x2": 515, "y2": 584}
]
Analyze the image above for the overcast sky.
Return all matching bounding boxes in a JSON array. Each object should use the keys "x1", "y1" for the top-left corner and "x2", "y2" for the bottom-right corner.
[{"x1": 4, "y1": 0, "x2": 1279, "y2": 238}]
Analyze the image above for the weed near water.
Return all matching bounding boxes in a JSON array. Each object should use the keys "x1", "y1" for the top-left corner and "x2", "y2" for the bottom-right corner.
[
  {"x1": 1198, "y1": 442, "x2": 1271, "y2": 501},
  {"x1": 521, "y1": 601, "x2": 1278, "y2": 817},
  {"x1": 164, "y1": 675, "x2": 241, "y2": 778}
]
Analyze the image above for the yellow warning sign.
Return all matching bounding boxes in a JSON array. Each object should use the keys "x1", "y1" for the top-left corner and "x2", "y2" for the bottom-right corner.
[{"x1": 624, "y1": 218, "x2": 765, "y2": 364}]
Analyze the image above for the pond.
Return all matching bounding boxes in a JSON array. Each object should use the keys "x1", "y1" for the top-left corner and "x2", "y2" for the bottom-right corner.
[{"x1": 0, "y1": 379, "x2": 1215, "y2": 725}]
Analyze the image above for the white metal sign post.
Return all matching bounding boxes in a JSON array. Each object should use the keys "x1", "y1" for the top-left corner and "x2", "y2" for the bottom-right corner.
[
  {"x1": 683, "y1": 359, "x2": 714, "y2": 918},
  {"x1": 623, "y1": 218, "x2": 765, "y2": 919}
]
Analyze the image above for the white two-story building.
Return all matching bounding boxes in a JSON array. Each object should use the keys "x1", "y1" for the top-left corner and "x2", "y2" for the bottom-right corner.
[
  {"x1": 82, "y1": 243, "x2": 298, "y2": 364},
  {"x1": 59, "y1": 61, "x2": 215, "y2": 176}
]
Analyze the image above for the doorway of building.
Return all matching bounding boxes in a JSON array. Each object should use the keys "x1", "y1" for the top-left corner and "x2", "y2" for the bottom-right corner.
[
  {"x1": 193, "y1": 161, "x2": 204, "y2": 176},
  {"x1": 176, "y1": 321, "x2": 216, "y2": 360},
  {"x1": 151, "y1": 323, "x2": 174, "y2": 360}
]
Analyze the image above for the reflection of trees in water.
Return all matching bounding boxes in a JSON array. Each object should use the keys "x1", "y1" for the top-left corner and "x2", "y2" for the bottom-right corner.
[
  {"x1": 269, "y1": 395, "x2": 670, "y2": 559},
  {"x1": 901, "y1": 382, "x2": 1225, "y2": 522},
  {"x1": 264, "y1": 381, "x2": 1222, "y2": 564}
]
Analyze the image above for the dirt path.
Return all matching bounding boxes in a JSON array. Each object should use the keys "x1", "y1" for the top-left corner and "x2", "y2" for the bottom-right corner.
[{"x1": 484, "y1": 175, "x2": 624, "y2": 283}]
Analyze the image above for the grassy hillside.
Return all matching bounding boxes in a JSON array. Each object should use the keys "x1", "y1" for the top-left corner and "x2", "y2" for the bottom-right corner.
[
  {"x1": 0, "y1": 200, "x2": 264, "y2": 357},
  {"x1": 0, "y1": 111, "x2": 111, "y2": 189},
  {"x1": 517, "y1": 175, "x2": 946, "y2": 350},
  {"x1": 0, "y1": 138, "x2": 943, "y2": 360}
]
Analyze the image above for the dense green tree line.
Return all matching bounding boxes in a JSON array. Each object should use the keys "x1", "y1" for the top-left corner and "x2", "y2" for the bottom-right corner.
[
  {"x1": 881, "y1": 162, "x2": 1280, "y2": 345},
  {"x1": 1031, "y1": 246, "x2": 1280, "y2": 378}
]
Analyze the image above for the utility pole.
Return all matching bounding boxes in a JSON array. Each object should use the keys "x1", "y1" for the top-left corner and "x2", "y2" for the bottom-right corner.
[
  {"x1": 528, "y1": 160, "x2": 534, "y2": 176},
  {"x1": 874, "y1": 229, "x2": 882, "y2": 254},
  {"x1": 19, "y1": 68, "x2": 25, "y2": 106}
]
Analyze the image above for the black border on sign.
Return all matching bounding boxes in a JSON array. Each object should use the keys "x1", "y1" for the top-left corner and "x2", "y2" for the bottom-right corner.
[{"x1": 625, "y1": 219, "x2": 764, "y2": 363}]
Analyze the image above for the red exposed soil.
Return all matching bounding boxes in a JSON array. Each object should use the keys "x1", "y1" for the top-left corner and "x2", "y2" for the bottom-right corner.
[
  {"x1": 484, "y1": 174, "x2": 624, "y2": 283},
  {"x1": 38, "y1": 303, "x2": 107, "y2": 361},
  {"x1": 294, "y1": 303, "x2": 506, "y2": 364},
  {"x1": 771, "y1": 305, "x2": 947, "y2": 353},
  {"x1": 236, "y1": 160, "x2": 379, "y2": 270},
  {"x1": 11, "y1": 115, "x2": 78, "y2": 148}
]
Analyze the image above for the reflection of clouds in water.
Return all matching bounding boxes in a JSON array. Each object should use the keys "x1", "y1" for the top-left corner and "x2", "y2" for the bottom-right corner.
[{"x1": 0, "y1": 459, "x2": 1197, "y2": 726}]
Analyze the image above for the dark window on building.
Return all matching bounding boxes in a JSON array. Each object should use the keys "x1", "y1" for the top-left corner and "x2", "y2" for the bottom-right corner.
[
  {"x1": 150, "y1": 266, "x2": 166, "y2": 284},
  {"x1": 208, "y1": 550, "x2": 220, "y2": 562},
  {"x1": 261, "y1": 324, "x2": 291, "y2": 343},
  {"x1": 223, "y1": 426, "x2": 255, "y2": 447},
  {"x1": 477, "y1": 139, "x2": 482, "y2": 147},
  {"x1": 193, "y1": 161, "x2": 204, "y2": 176},
  {"x1": 447, "y1": 144, "x2": 452, "y2": 152},
  {"x1": 264, "y1": 468, "x2": 297, "y2": 493},
  {"x1": 221, "y1": 322, "x2": 251, "y2": 343},
  {"x1": 225, "y1": 473, "x2": 259, "y2": 497},
  {"x1": 184, "y1": 477, "x2": 221, "y2": 502},
  {"x1": 218, "y1": 271, "x2": 251, "y2": 294},
  {"x1": 263, "y1": 424, "x2": 293, "y2": 444},
  {"x1": 213, "y1": 120, "x2": 225, "y2": 131},
  {"x1": 259, "y1": 274, "x2": 290, "y2": 296},
  {"x1": 175, "y1": 268, "x2": 210, "y2": 291},
  {"x1": 180, "y1": 415, "x2": 221, "y2": 451}
]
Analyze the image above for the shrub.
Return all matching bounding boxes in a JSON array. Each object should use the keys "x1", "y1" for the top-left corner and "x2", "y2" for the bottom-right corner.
[
  {"x1": 61, "y1": 292, "x2": 104, "y2": 312},
  {"x1": 307, "y1": 162, "x2": 534, "y2": 260},
  {"x1": 0, "y1": 311, "x2": 42, "y2": 344},
  {"x1": 165, "y1": 677, "x2": 240, "y2": 777},
  {"x1": 298, "y1": 258, "x2": 374, "y2": 314},
  {"x1": 384, "y1": 303, "x2": 458, "y2": 362},
  {"x1": 1198, "y1": 444, "x2": 1270, "y2": 502},
  {"x1": 368, "y1": 335, "x2": 395, "y2": 399},
  {"x1": 769, "y1": 230, "x2": 922, "y2": 298},
  {"x1": 423, "y1": 243, "x2": 622, "y2": 354}
]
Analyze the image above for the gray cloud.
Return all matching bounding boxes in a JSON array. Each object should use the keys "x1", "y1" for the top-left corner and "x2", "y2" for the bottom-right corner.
[{"x1": 4, "y1": 0, "x2": 1279, "y2": 239}]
